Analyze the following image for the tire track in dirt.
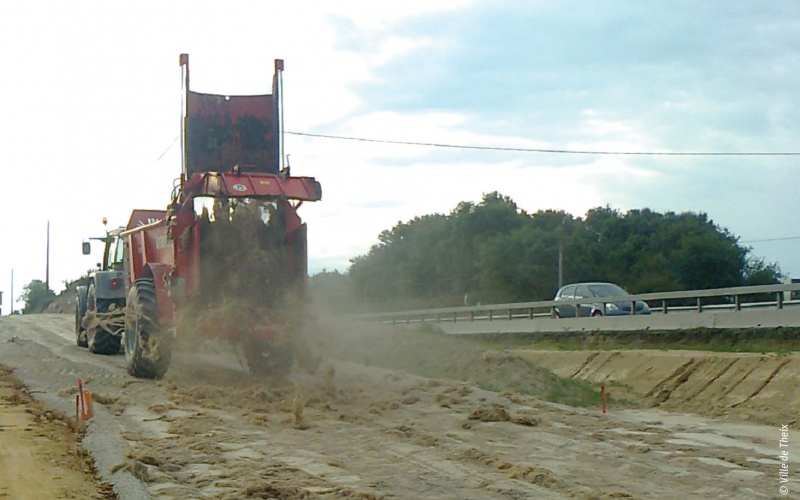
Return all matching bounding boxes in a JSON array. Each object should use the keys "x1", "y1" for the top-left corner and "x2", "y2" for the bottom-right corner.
[
  {"x1": 583, "y1": 351, "x2": 622, "y2": 381},
  {"x1": 732, "y1": 358, "x2": 791, "y2": 407},
  {"x1": 458, "y1": 447, "x2": 586, "y2": 497},
  {"x1": 682, "y1": 358, "x2": 739, "y2": 401},
  {"x1": 717, "y1": 359, "x2": 762, "y2": 400},
  {"x1": 644, "y1": 358, "x2": 700, "y2": 404},
  {"x1": 568, "y1": 352, "x2": 598, "y2": 378}
]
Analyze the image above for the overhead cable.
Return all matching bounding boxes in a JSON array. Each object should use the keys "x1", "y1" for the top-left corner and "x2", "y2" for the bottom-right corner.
[
  {"x1": 285, "y1": 131, "x2": 800, "y2": 156},
  {"x1": 740, "y1": 236, "x2": 800, "y2": 244}
]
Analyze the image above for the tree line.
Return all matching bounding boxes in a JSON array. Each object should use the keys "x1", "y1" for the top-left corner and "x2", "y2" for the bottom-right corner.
[
  {"x1": 343, "y1": 192, "x2": 781, "y2": 310},
  {"x1": 17, "y1": 194, "x2": 783, "y2": 314}
]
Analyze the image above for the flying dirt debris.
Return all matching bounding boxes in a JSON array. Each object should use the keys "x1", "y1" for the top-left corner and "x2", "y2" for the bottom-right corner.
[{"x1": 77, "y1": 54, "x2": 322, "y2": 379}]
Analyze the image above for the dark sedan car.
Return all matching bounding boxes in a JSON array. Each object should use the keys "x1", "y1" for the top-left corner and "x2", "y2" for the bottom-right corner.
[{"x1": 553, "y1": 282, "x2": 651, "y2": 318}]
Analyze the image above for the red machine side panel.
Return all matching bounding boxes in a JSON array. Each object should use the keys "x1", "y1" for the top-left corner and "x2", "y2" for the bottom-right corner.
[{"x1": 124, "y1": 220, "x2": 173, "y2": 283}]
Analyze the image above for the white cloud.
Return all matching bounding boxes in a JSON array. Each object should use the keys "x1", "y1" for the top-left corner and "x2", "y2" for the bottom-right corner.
[{"x1": 2, "y1": 0, "x2": 799, "y2": 311}]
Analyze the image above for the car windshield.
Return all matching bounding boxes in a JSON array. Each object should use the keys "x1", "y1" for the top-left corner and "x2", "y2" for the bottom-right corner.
[{"x1": 587, "y1": 283, "x2": 627, "y2": 297}]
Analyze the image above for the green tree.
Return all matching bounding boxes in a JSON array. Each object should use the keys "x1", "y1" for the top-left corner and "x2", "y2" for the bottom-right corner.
[
  {"x1": 20, "y1": 279, "x2": 56, "y2": 314},
  {"x1": 348, "y1": 195, "x2": 783, "y2": 309},
  {"x1": 742, "y1": 256, "x2": 782, "y2": 286}
]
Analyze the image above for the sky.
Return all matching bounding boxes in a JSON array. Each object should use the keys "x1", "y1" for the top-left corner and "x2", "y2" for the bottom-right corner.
[{"x1": 1, "y1": 0, "x2": 798, "y2": 313}]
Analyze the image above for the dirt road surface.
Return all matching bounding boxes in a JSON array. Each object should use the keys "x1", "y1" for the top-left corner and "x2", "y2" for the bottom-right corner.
[
  {"x1": 0, "y1": 314, "x2": 792, "y2": 499},
  {"x1": 0, "y1": 364, "x2": 114, "y2": 499}
]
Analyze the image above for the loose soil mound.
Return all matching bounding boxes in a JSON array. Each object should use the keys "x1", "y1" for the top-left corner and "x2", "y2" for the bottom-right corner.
[{"x1": 325, "y1": 320, "x2": 602, "y2": 407}]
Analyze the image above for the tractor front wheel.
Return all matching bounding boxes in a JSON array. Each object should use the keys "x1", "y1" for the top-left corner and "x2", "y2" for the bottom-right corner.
[
  {"x1": 87, "y1": 284, "x2": 122, "y2": 355},
  {"x1": 124, "y1": 279, "x2": 172, "y2": 379}
]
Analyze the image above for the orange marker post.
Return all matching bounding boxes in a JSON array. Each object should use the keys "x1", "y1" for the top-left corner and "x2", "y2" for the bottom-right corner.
[
  {"x1": 85, "y1": 391, "x2": 93, "y2": 419},
  {"x1": 78, "y1": 379, "x2": 87, "y2": 421},
  {"x1": 601, "y1": 385, "x2": 607, "y2": 414},
  {"x1": 75, "y1": 394, "x2": 80, "y2": 430}
]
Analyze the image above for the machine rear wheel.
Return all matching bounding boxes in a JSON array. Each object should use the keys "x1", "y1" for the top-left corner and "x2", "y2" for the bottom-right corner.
[
  {"x1": 124, "y1": 279, "x2": 172, "y2": 379},
  {"x1": 244, "y1": 338, "x2": 293, "y2": 377},
  {"x1": 87, "y1": 284, "x2": 122, "y2": 355}
]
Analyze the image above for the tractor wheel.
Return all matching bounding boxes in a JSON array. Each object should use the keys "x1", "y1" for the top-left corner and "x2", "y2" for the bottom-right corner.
[
  {"x1": 87, "y1": 284, "x2": 122, "y2": 355},
  {"x1": 123, "y1": 278, "x2": 172, "y2": 379},
  {"x1": 244, "y1": 338, "x2": 293, "y2": 377},
  {"x1": 75, "y1": 292, "x2": 88, "y2": 348}
]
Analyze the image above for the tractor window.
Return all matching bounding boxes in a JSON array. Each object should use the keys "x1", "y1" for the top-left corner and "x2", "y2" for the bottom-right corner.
[{"x1": 109, "y1": 237, "x2": 125, "y2": 271}]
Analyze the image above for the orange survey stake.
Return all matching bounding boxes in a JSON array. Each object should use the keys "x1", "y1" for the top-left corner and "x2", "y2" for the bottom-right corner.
[
  {"x1": 85, "y1": 391, "x2": 94, "y2": 419},
  {"x1": 78, "y1": 379, "x2": 87, "y2": 421},
  {"x1": 601, "y1": 385, "x2": 607, "y2": 414}
]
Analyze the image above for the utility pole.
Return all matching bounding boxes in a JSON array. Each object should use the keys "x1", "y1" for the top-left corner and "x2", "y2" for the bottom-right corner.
[
  {"x1": 558, "y1": 241, "x2": 564, "y2": 289},
  {"x1": 10, "y1": 269, "x2": 14, "y2": 315},
  {"x1": 46, "y1": 221, "x2": 50, "y2": 292}
]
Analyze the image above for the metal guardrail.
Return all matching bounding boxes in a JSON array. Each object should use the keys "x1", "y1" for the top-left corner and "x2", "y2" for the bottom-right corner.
[{"x1": 354, "y1": 283, "x2": 800, "y2": 326}]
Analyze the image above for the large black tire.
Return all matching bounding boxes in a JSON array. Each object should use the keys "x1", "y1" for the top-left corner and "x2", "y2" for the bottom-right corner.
[
  {"x1": 244, "y1": 338, "x2": 293, "y2": 377},
  {"x1": 87, "y1": 284, "x2": 122, "y2": 355},
  {"x1": 75, "y1": 292, "x2": 88, "y2": 348},
  {"x1": 124, "y1": 279, "x2": 172, "y2": 379}
]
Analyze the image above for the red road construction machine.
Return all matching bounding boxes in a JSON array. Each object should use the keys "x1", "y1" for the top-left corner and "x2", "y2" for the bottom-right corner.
[{"x1": 76, "y1": 55, "x2": 322, "y2": 378}]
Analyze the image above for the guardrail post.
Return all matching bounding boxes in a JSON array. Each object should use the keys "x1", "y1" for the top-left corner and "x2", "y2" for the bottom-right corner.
[
  {"x1": 469, "y1": 310, "x2": 474, "y2": 321},
  {"x1": 406, "y1": 315, "x2": 410, "y2": 325},
  {"x1": 661, "y1": 300, "x2": 668, "y2": 314},
  {"x1": 507, "y1": 309, "x2": 513, "y2": 320},
  {"x1": 734, "y1": 295, "x2": 741, "y2": 311},
  {"x1": 452, "y1": 312, "x2": 457, "y2": 323},
  {"x1": 777, "y1": 292, "x2": 783, "y2": 310},
  {"x1": 697, "y1": 297, "x2": 703, "y2": 313},
  {"x1": 528, "y1": 308, "x2": 534, "y2": 319},
  {"x1": 488, "y1": 310, "x2": 493, "y2": 321},
  {"x1": 630, "y1": 301, "x2": 635, "y2": 315}
]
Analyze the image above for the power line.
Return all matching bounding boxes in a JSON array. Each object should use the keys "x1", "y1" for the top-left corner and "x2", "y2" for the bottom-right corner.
[
  {"x1": 156, "y1": 136, "x2": 179, "y2": 162},
  {"x1": 741, "y1": 236, "x2": 800, "y2": 244},
  {"x1": 285, "y1": 131, "x2": 800, "y2": 156}
]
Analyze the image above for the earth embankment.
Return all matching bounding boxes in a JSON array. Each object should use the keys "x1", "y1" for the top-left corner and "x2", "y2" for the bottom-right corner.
[{"x1": 514, "y1": 349, "x2": 799, "y2": 425}]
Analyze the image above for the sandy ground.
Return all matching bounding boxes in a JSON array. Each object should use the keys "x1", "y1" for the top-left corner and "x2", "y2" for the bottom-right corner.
[
  {"x1": 0, "y1": 364, "x2": 114, "y2": 499},
  {"x1": 0, "y1": 314, "x2": 794, "y2": 499}
]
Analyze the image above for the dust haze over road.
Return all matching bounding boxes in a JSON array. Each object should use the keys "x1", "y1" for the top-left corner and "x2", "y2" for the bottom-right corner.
[{"x1": 0, "y1": 313, "x2": 794, "y2": 499}]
